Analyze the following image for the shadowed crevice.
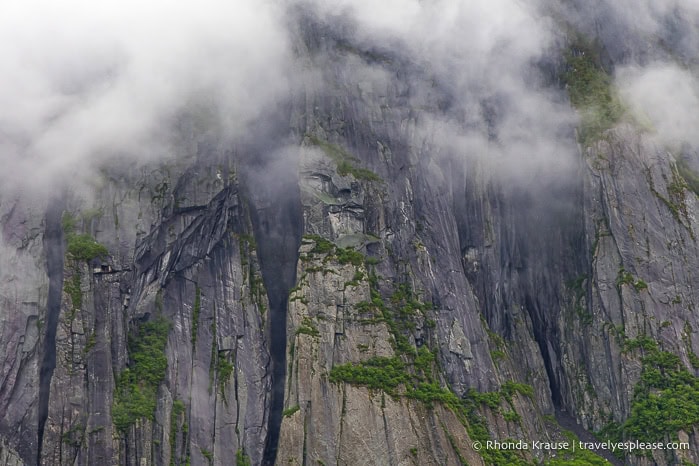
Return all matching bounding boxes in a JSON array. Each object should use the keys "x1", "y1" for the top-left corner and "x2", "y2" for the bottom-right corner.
[
  {"x1": 238, "y1": 121, "x2": 303, "y2": 465},
  {"x1": 37, "y1": 197, "x2": 65, "y2": 465}
]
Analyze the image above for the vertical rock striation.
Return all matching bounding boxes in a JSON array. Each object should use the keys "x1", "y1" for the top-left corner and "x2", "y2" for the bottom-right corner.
[{"x1": 1, "y1": 4, "x2": 699, "y2": 466}]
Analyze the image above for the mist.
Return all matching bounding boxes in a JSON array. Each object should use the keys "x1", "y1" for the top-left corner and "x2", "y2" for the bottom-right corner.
[
  {"x1": 297, "y1": 0, "x2": 580, "y2": 189},
  {"x1": 0, "y1": 0, "x2": 292, "y2": 194},
  {"x1": 617, "y1": 64, "x2": 699, "y2": 149},
  {"x1": 2, "y1": 0, "x2": 699, "y2": 197},
  {"x1": 544, "y1": 0, "x2": 699, "y2": 153}
]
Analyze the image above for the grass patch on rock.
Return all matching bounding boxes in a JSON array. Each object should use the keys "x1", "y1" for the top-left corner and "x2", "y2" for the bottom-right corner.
[
  {"x1": 563, "y1": 39, "x2": 624, "y2": 146},
  {"x1": 306, "y1": 135, "x2": 382, "y2": 182},
  {"x1": 113, "y1": 317, "x2": 170, "y2": 432}
]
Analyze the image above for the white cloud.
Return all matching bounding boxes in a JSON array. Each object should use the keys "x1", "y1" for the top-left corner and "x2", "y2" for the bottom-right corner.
[
  {"x1": 617, "y1": 63, "x2": 699, "y2": 148},
  {"x1": 301, "y1": 0, "x2": 577, "y2": 186},
  {"x1": 0, "y1": 0, "x2": 291, "y2": 192}
]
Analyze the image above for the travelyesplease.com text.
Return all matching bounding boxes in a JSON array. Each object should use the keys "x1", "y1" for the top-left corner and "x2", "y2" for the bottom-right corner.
[{"x1": 473, "y1": 439, "x2": 689, "y2": 453}]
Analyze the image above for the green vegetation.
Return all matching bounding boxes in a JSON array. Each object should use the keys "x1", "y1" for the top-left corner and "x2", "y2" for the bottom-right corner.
[
  {"x1": 296, "y1": 317, "x2": 320, "y2": 337},
  {"x1": 682, "y1": 323, "x2": 699, "y2": 369},
  {"x1": 236, "y1": 449, "x2": 251, "y2": 466},
  {"x1": 330, "y1": 282, "x2": 445, "y2": 402},
  {"x1": 616, "y1": 268, "x2": 648, "y2": 292},
  {"x1": 602, "y1": 336, "x2": 699, "y2": 450},
  {"x1": 344, "y1": 270, "x2": 366, "y2": 288},
  {"x1": 67, "y1": 234, "x2": 109, "y2": 262},
  {"x1": 544, "y1": 431, "x2": 611, "y2": 465},
  {"x1": 647, "y1": 165, "x2": 695, "y2": 240},
  {"x1": 306, "y1": 234, "x2": 334, "y2": 254},
  {"x1": 564, "y1": 40, "x2": 624, "y2": 145},
  {"x1": 81, "y1": 208, "x2": 103, "y2": 223},
  {"x1": 62, "y1": 212, "x2": 109, "y2": 262},
  {"x1": 677, "y1": 159, "x2": 699, "y2": 197},
  {"x1": 306, "y1": 135, "x2": 381, "y2": 182},
  {"x1": 666, "y1": 163, "x2": 692, "y2": 222},
  {"x1": 502, "y1": 410, "x2": 521, "y2": 423},
  {"x1": 501, "y1": 381, "x2": 534, "y2": 398},
  {"x1": 326, "y1": 265, "x2": 575, "y2": 465},
  {"x1": 460, "y1": 396, "x2": 531, "y2": 466},
  {"x1": 282, "y1": 405, "x2": 300, "y2": 418},
  {"x1": 464, "y1": 382, "x2": 533, "y2": 417},
  {"x1": 61, "y1": 211, "x2": 77, "y2": 233},
  {"x1": 208, "y1": 320, "x2": 218, "y2": 394},
  {"x1": 623, "y1": 335, "x2": 657, "y2": 353},
  {"x1": 335, "y1": 247, "x2": 365, "y2": 266},
  {"x1": 354, "y1": 280, "x2": 433, "y2": 354},
  {"x1": 61, "y1": 424, "x2": 84, "y2": 447},
  {"x1": 216, "y1": 352, "x2": 234, "y2": 394},
  {"x1": 201, "y1": 448, "x2": 213, "y2": 464},
  {"x1": 238, "y1": 233, "x2": 267, "y2": 314},
  {"x1": 330, "y1": 356, "x2": 410, "y2": 395},
  {"x1": 113, "y1": 317, "x2": 170, "y2": 432},
  {"x1": 84, "y1": 332, "x2": 96, "y2": 354},
  {"x1": 443, "y1": 426, "x2": 469, "y2": 466},
  {"x1": 302, "y1": 235, "x2": 380, "y2": 284},
  {"x1": 490, "y1": 349, "x2": 506, "y2": 363},
  {"x1": 191, "y1": 286, "x2": 201, "y2": 346},
  {"x1": 64, "y1": 272, "x2": 82, "y2": 316},
  {"x1": 567, "y1": 274, "x2": 593, "y2": 324},
  {"x1": 170, "y1": 400, "x2": 186, "y2": 466}
]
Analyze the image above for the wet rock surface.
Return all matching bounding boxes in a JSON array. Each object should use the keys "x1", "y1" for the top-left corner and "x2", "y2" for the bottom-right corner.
[{"x1": 1, "y1": 7, "x2": 699, "y2": 466}]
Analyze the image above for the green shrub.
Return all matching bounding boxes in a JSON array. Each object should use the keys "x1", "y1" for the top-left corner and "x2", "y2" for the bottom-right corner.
[
  {"x1": 616, "y1": 268, "x2": 647, "y2": 292},
  {"x1": 282, "y1": 405, "x2": 300, "y2": 417},
  {"x1": 170, "y1": 400, "x2": 186, "y2": 465},
  {"x1": 623, "y1": 336, "x2": 658, "y2": 353},
  {"x1": 544, "y1": 432, "x2": 611, "y2": 465},
  {"x1": 329, "y1": 357, "x2": 410, "y2": 395},
  {"x1": 564, "y1": 40, "x2": 624, "y2": 145},
  {"x1": 306, "y1": 135, "x2": 381, "y2": 182},
  {"x1": 501, "y1": 381, "x2": 534, "y2": 399},
  {"x1": 407, "y1": 382, "x2": 461, "y2": 408},
  {"x1": 113, "y1": 317, "x2": 171, "y2": 431},
  {"x1": 112, "y1": 379, "x2": 157, "y2": 431},
  {"x1": 491, "y1": 349, "x2": 506, "y2": 362},
  {"x1": 217, "y1": 353, "x2": 234, "y2": 392},
  {"x1": 67, "y1": 233, "x2": 109, "y2": 262},
  {"x1": 602, "y1": 340, "x2": 699, "y2": 447},
  {"x1": 466, "y1": 388, "x2": 502, "y2": 409},
  {"x1": 64, "y1": 272, "x2": 82, "y2": 314},
  {"x1": 62, "y1": 212, "x2": 77, "y2": 233},
  {"x1": 296, "y1": 317, "x2": 320, "y2": 337},
  {"x1": 335, "y1": 247, "x2": 365, "y2": 266},
  {"x1": 201, "y1": 448, "x2": 213, "y2": 463},
  {"x1": 63, "y1": 211, "x2": 109, "y2": 262},
  {"x1": 236, "y1": 449, "x2": 251, "y2": 466},
  {"x1": 305, "y1": 234, "x2": 335, "y2": 254}
]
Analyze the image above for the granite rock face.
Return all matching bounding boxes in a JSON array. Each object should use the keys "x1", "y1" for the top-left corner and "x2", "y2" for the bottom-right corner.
[{"x1": 2, "y1": 4, "x2": 699, "y2": 466}]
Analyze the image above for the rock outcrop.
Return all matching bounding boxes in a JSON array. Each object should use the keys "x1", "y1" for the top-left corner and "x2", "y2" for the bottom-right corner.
[{"x1": 1, "y1": 3, "x2": 699, "y2": 466}]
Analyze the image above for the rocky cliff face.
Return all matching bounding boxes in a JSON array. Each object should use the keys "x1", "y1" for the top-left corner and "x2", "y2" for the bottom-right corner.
[{"x1": 2, "y1": 2, "x2": 699, "y2": 466}]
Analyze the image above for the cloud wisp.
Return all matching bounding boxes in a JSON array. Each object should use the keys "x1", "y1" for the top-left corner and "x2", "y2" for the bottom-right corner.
[
  {"x1": 0, "y1": 0, "x2": 292, "y2": 194},
  {"x1": 4, "y1": 0, "x2": 698, "y2": 200},
  {"x1": 298, "y1": 0, "x2": 579, "y2": 188}
]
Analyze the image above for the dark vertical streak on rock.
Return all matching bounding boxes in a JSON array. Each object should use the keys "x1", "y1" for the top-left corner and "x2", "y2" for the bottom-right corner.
[
  {"x1": 239, "y1": 113, "x2": 303, "y2": 465},
  {"x1": 250, "y1": 186, "x2": 302, "y2": 465},
  {"x1": 250, "y1": 195, "x2": 302, "y2": 464},
  {"x1": 37, "y1": 197, "x2": 65, "y2": 465}
]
